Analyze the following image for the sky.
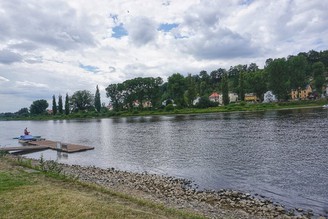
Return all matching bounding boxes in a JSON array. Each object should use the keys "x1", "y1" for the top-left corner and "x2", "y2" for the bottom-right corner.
[{"x1": 0, "y1": 0, "x2": 327, "y2": 113}]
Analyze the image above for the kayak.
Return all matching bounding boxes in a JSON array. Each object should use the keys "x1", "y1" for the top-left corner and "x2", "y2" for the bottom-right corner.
[{"x1": 13, "y1": 135, "x2": 43, "y2": 140}]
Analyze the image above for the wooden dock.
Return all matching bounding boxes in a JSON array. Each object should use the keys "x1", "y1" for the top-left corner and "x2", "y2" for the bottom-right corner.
[
  {"x1": 0, "y1": 145, "x2": 49, "y2": 152},
  {"x1": 0, "y1": 140, "x2": 94, "y2": 154}
]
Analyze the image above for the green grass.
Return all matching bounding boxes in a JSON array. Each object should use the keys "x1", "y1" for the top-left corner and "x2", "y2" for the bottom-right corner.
[
  {"x1": 0, "y1": 157, "x2": 206, "y2": 219},
  {"x1": 0, "y1": 172, "x2": 31, "y2": 193}
]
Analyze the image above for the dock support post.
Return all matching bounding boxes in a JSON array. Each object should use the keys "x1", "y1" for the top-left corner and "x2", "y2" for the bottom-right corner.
[{"x1": 56, "y1": 142, "x2": 62, "y2": 149}]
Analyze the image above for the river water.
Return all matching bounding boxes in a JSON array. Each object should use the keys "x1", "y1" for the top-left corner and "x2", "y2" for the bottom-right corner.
[{"x1": 1, "y1": 107, "x2": 328, "y2": 216}]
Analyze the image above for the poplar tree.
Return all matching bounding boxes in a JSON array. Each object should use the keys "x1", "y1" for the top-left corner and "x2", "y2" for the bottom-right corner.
[
  {"x1": 65, "y1": 93, "x2": 70, "y2": 115},
  {"x1": 58, "y1": 95, "x2": 63, "y2": 114},
  {"x1": 52, "y1": 95, "x2": 57, "y2": 115},
  {"x1": 95, "y1": 85, "x2": 101, "y2": 112},
  {"x1": 222, "y1": 73, "x2": 230, "y2": 105}
]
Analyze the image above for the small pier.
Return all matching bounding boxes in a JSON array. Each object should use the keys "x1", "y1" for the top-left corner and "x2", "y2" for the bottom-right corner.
[{"x1": 0, "y1": 140, "x2": 94, "y2": 154}]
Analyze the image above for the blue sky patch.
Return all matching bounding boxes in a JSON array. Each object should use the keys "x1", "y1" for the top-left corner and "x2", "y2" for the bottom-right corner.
[
  {"x1": 112, "y1": 24, "x2": 128, "y2": 39},
  {"x1": 158, "y1": 23, "x2": 179, "y2": 32},
  {"x1": 79, "y1": 63, "x2": 99, "y2": 73},
  {"x1": 241, "y1": 0, "x2": 253, "y2": 5}
]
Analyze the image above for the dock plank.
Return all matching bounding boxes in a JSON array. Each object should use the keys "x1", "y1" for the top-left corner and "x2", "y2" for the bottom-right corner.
[
  {"x1": 0, "y1": 145, "x2": 50, "y2": 152},
  {"x1": 28, "y1": 140, "x2": 94, "y2": 153}
]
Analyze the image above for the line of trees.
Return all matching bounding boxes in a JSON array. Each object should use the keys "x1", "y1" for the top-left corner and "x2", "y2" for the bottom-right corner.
[
  {"x1": 50, "y1": 86, "x2": 103, "y2": 115},
  {"x1": 105, "y1": 49, "x2": 328, "y2": 110},
  {"x1": 1, "y1": 49, "x2": 327, "y2": 118}
]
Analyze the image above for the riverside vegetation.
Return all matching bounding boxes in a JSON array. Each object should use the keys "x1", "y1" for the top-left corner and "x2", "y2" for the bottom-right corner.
[
  {"x1": 0, "y1": 154, "x2": 326, "y2": 219},
  {"x1": 1, "y1": 99, "x2": 327, "y2": 121}
]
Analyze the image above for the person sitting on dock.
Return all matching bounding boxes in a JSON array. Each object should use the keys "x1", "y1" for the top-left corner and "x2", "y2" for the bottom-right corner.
[{"x1": 24, "y1": 127, "x2": 30, "y2": 135}]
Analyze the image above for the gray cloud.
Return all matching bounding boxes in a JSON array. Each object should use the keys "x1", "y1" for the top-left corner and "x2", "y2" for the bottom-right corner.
[
  {"x1": 181, "y1": 27, "x2": 258, "y2": 60},
  {"x1": 9, "y1": 41, "x2": 39, "y2": 51},
  {"x1": 0, "y1": 49, "x2": 23, "y2": 64},
  {"x1": 0, "y1": 0, "x2": 95, "y2": 51},
  {"x1": 175, "y1": 1, "x2": 261, "y2": 60},
  {"x1": 126, "y1": 16, "x2": 157, "y2": 46}
]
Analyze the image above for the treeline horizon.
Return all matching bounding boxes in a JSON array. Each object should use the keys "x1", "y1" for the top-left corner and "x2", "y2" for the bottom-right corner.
[{"x1": 1, "y1": 49, "x2": 328, "y2": 117}]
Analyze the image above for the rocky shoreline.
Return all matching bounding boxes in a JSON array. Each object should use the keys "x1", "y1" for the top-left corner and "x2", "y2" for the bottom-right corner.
[{"x1": 52, "y1": 163, "x2": 326, "y2": 219}]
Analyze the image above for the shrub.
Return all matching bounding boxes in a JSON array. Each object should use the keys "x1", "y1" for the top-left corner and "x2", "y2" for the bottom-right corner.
[{"x1": 165, "y1": 104, "x2": 175, "y2": 112}]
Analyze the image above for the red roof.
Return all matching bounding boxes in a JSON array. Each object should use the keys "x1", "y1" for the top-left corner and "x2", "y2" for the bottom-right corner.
[{"x1": 209, "y1": 92, "x2": 220, "y2": 98}]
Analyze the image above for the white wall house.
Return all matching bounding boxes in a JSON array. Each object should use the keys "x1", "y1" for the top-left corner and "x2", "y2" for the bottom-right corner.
[
  {"x1": 218, "y1": 93, "x2": 239, "y2": 105},
  {"x1": 263, "y1": 91, "x2": 277, "y2": 103}
]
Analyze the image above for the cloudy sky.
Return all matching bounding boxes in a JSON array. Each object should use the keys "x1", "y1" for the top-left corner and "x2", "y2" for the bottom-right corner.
[{"x1": 0, "y1": 0, "x2": 327, "y2": 113}]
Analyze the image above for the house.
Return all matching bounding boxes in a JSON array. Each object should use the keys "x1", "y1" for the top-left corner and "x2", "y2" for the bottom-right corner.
[
  {"x1": 106, "y1": 103, "x2": 113, "y2": 111},
  {"x1": 228, "y1": 93, "x2": 238, "y2": 103},
  {"x1": 209, "y1": 92, "x2": 220, "y2": 102},
  {"x1": 193, "y1": 97, "x2": 200, "y2": 105},
  {"x1": 162, "y1": 99, "x2": 176, "y2": 107},
  {"x1": 133, "y1": 100, "x2": 152, "y2": 108},
  {"x1": 263, "y1": 91, "x2": 277, "y2": 103},
  {"x1": 290, "y1": 85, "x2": 312, "y2": 100},
  {"x1": 244, "y1": 93, "x2": 259, "y2": 102},
  {"x1": 218, "y1": 93, "x2": 238, "y2": 105}
]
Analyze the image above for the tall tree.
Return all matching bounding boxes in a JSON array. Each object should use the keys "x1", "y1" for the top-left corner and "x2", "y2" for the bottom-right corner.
[
  {"x1": 71, "y1": 90, "x2": 94, "y2": 111},
  {"x1": 52, "y1": 95, "x2": 57, "y2": 115},
  {"x1": 30, "y1": 99, "x2": 49, "y2": 115},
  {"x1": 185, "y1": 74, "x2": 197, "y2": 107},
  {"x1": 288, "y1": 55, "x2": 307, "y2": 90},
  {"x1": 168, "y1": 73, "x2": 186, "y2": 107},
  {"x1": 58, "y1": 95, "x2": 63, "y2": 114},
  {"x1": 267, "y1": 58, "x2": 289, "y2": 100},
  {"x1": 312, "y1": 61, "x2": 325, "y2": 94},
  {"x1": 106, "y1": 83, "x2": 124, "y2": 111},
  {"x1": 95, "y1": 85, "x2": 101, "y2": 112},
  {"x1": 245, "y1": 70, "x2": 268, "y2": 101},
  {"x1": 65, "y1": 93, "x2": 70, "y2": 115},
  {"x1": 238, "y1": 72, "x2": 245, "y2": 101},
  {"x1": 221, "y1": 73, "x2": 230, "y2": 105}
]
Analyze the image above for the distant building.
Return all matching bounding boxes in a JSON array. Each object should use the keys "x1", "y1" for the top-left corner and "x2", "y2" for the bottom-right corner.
[
  {"x1": 133, "y1": 100, "x2": 152, "y2": 108},
  {"x1": 209, "y1": 92, "x2": 220, "y2": 102},
  {"x1": 193, "y1": 97, "x2": 200, "y2": 105},
  {"x1": 290, "y1": 85, "x2": 312, "y2": 100},
  {"x1": 218, "y1": 93, "x2": 238, "y2": 105},
  {"x1": 263, "y1": 91, "x2": 277, "y2": 103},
  {"x1": 106, "y1": 103, "x2": 113, "y2": 111},
  {"x1": 244, "y1": 93, "x2": 259, "y2": 102}
]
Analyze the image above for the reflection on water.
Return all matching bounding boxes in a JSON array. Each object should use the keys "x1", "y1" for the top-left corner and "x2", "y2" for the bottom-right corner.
[{"x1": 1, "y1": 108, "x2": 327, "y2": 216}]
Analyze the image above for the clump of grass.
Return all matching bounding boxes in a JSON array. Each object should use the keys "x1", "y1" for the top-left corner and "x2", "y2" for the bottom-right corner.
[
  {"x1": 38, "y1": 154, "x2": 64, "y2": 179},
  {"x1": 0, "y1": 150, "x2": 8, "y2": 157},
  {"x1": 16, "y1": 156, "x2": 33, "y2": 168}
]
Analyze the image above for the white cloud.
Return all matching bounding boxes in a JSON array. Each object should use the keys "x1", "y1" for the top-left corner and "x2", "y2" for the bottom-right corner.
[
  {"x1": 0, "y1": 76, "x2": 9, "y2": 82},
  {"x1": 0, "y1": 0, "x2": 327, "y2": 112},
  {"x1": 16, "y1": 81, "x2": 49, "y2": 89}
]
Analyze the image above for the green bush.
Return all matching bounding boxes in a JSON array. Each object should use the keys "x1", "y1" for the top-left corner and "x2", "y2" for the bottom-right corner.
[{"x1": 165, "y1": 104, "x2": 175, "y2": 112}]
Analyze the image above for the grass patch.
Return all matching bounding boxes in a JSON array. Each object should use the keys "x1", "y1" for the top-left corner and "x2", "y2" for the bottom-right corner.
[
  {"x1": 0, "y1": 172, "x2": 31, "y2": 193},
  {"x1": 0, "y1": 157, "x2": 205, "y2": 219}
]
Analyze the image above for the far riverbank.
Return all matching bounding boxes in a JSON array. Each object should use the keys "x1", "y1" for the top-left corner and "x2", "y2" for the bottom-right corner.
[{"x1": 1, "y1": 99, "x2": 327, "y2": 121}]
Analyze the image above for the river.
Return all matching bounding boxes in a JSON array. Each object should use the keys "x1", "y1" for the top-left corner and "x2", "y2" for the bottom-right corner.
[{"x1": 1, "y1": 107, "x2": 328, "y2": 216}]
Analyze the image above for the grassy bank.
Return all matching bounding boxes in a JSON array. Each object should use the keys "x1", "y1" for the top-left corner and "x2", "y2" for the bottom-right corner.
[
  {"x1": 1, "y1": 99, "x2": 327, "y2": 121},
  {"x1": 0, "y1": 155, "x2": 204, "y2": 219}
]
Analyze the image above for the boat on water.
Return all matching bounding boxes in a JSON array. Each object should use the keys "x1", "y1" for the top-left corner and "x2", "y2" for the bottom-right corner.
[{"x1": 14, "y1": 135, "x2": 45, "y2": 143}]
